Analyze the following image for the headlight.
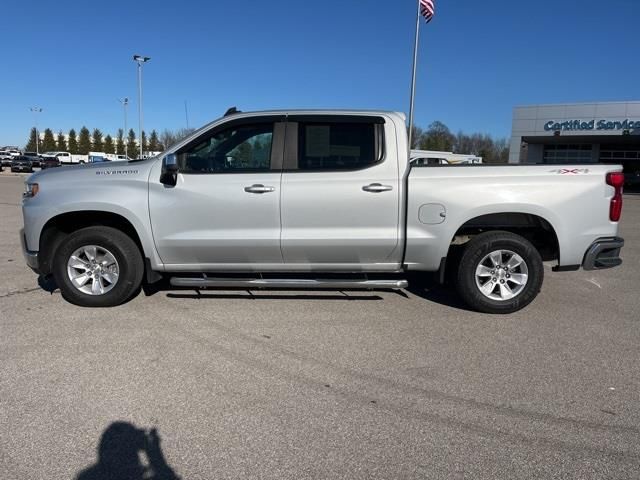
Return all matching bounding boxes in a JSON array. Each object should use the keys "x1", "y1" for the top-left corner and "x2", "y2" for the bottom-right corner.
[{"x1": 23, "y1": 183, "x2": 39, "y2": 198}]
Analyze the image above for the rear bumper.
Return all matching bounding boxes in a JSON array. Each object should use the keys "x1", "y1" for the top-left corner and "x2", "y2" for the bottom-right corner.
[
  {"x1": 20, "y1": 229, "x2": 40, "y2": 273},
  {"x1": 582, "y1": 237, "x2": 624, "y2": 270}
]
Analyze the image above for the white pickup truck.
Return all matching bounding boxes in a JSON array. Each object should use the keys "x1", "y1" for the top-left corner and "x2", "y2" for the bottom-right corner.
[
  {"x1": 20, "y1": 110, "x2": 625, "y2": 313},
  {"x1": 40, "y1": 151, "x2": 83, "y2": 165}
]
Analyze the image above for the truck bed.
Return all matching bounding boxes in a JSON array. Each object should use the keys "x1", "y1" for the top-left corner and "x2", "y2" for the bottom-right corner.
[{"x1": 404, "y1": 163, "x2": 622, "y2": 271}]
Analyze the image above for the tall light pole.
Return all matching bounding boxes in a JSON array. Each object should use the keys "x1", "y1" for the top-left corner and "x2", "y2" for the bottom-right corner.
[
  {"x1": 30, "y1": 107, "x2": 43, "y2": 155},
  {"x1": 133, "y1": 54, "x2": 150, "y2": 158},
  {"x1": 118, "y1": 98, "x2": 129, "y2": 158}
]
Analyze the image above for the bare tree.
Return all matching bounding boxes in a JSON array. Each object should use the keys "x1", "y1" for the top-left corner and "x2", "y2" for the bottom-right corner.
[
  {"x1": 420, "y1": 121, "x2": 455, "y2": 152},
  {"x1": 159, "y1": 128, "x2": 195, "y2": 150}
]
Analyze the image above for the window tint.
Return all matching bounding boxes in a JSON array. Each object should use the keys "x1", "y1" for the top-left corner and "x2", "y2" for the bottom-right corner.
[
  {"x1": 179, "y1": 123, "x2": 274, "y2": 173},
  {"x1": 297, "y1": 122, "x2": 378, "y2": 171}
]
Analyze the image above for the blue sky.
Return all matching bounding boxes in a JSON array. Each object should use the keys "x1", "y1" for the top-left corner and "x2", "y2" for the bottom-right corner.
[{"x1": 1, "y1": 0, "x2": 638, "y2": 147}]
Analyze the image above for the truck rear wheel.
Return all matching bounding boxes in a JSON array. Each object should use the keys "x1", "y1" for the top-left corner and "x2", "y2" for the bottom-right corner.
[
  {"x1": 456, "y1": 231, "x2": 543, "y2": 314},
  {"x1": 52, "y1": 226, "x2": 144, "y2": 307}
]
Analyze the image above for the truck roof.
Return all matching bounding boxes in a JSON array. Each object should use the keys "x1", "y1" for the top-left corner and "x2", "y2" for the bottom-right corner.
[
  {"x1": 165, "y1": 109, "x2": 407, "y2": 154},
  {"x1": 224, "y1": 108, "x2": 406, "y2": 120}
]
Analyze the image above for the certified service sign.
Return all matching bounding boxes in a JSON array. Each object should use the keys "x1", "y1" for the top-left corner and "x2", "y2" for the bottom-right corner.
[{"x1": 544, "y1": 119, "x2": 640, "y2": 132}]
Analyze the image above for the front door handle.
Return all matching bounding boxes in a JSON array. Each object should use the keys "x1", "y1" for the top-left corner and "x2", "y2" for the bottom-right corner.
[
  {"x1": 244, "y1": 184, "x2": 275, "y2": 194},
  {"x1": 362, "y1": 183, "x2": 393, "y2": 193}
]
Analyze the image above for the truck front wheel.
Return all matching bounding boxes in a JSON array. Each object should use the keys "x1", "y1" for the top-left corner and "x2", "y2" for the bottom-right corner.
[
  {"x1": 52, "y1": 226, "x2": 144, "y2": 307},
  {"x1": 456, "y1": 231, "x2": 543, "y2": 314}
]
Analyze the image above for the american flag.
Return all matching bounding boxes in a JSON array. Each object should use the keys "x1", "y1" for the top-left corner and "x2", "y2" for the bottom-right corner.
[{"x1": 420, "y1": 0, "x2": 435, "y2": 23}]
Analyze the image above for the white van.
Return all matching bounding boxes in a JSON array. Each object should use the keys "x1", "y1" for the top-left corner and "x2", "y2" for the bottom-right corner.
[{"x1": 411, "y1": 150, "x2": 483, "y2": 165}]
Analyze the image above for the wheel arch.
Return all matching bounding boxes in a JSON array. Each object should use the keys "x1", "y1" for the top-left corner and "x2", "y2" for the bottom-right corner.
[
  {"x1": 38, "y1": 210, "x2": 148, "y2": 276},
  {"x1": 449, "y1": 212, "x2": 560, "y2": 262}
]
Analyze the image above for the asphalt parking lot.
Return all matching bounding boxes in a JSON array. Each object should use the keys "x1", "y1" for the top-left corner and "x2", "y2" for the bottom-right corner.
[{"x1": 1, "y1": 171, "x2": 639, "y2": 479}]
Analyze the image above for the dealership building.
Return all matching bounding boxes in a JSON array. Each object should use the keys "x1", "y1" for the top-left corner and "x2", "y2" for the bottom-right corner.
[{"x1": 509, "y1": 101, "x2": 640, "y2": 174}]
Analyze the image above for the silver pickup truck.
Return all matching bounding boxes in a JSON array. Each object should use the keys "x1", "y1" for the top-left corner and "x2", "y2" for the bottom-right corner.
[{"x1": 20, "y1": 109, "x2": 625, "y2": 313}]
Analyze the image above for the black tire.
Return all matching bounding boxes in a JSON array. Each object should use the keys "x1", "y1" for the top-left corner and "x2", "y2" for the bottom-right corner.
[
  {"x1": 456, "y1": 231, "x2": 543, "y2": 314},
  {"x1": 52, "y1": 226, "x2": 144, "y2": 307}
]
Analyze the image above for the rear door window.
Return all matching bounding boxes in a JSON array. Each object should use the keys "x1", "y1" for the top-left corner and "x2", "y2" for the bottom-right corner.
[{"x1": 296, "y1": 122, "x2": 380, "y2": 171}]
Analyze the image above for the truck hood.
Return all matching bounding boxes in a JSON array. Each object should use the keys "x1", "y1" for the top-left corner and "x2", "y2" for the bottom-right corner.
[{"x1": 27, "y1": 158, "x2": 159, "y2": 184}]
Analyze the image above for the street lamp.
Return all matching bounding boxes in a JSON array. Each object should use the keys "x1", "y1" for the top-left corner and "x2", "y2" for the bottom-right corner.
[
  {"x1": 133, "y1": 54, "x2": 150, "y2": 158},
  {"x1": 117, "y1": 97, "x2": 129, "y2": 158},
  {"x1": 30, "y1": 107, "x2": 43, "y2": 155}
]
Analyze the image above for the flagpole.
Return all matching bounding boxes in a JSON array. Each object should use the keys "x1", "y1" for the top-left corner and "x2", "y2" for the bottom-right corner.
[{"x1": 408, "y1": 0, "x2": 422, "y2": 153}]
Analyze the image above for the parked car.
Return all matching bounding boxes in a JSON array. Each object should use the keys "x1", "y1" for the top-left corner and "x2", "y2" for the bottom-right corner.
[
  {"x1": 11, "y1": 156, "x2": 33, "y2": 173},
  {"x1": 0, "y1": 151, "x2": 13, "y2": 167},
  {"x1": 20, "y1": 109, "x2": 625, "y2": 313},
  {"x1": 23, "y1": 152, "x2": 41, "y2": 168},
  {"x1": 90, "y1": 152, "x2": 123, "y2": 162},
  {"x1": 87, "y1": 154, "x2": 111, "y2": 163},
  {"x1": 40, "y1": 155, "x2": 61, "y2": 170}
]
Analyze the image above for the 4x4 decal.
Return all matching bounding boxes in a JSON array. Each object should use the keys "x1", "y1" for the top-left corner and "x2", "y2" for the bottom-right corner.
[{"x1": 548, "y1": 168, "x2": 590, "y2": 175}]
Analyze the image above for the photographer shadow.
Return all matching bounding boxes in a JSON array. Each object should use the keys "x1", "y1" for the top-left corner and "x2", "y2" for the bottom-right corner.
[{"x1": 76, "y1": 422, "x2": 180, "y2": 480}]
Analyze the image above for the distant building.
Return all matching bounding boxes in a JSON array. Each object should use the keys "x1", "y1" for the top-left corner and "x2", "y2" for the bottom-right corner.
[{"x1": 509, "y1": 101, "x2": 640, "y2": 168}]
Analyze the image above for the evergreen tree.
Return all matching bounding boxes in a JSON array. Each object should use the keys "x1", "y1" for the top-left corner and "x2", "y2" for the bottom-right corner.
[
  {"x1": 116, "y1": 129, "x2": 125, "y2": 155},
  {"x1": 148, "y1": 130, "x2": 160, "y2": 152},
  {"x1": 68, "y1": 129, "x2": 78, "y2": 154},
  {"x1": 56, "y1": 131, "x2": 67, "y2": 151},
  {"x1": 104, "y1": 135, "x2": 115, "y2": 154},
  {"x1": 141, "y1": 130, "x2": 148, "y2": 157},
  {"x1": 78, "y1": 127, "x2": 91, "y2": 154},
  {"x1": 126, "y1": 129, "x2": 139, "y2": 159},
  {"x1": 25, "y1": 128, "x2": 38, "y2": 152},
  {"x1": 92, "y1": 128, "x2": 104, "y2": 152},
  {"x1": 41, "y1": 128, "x2": 56, "y2": 152}
]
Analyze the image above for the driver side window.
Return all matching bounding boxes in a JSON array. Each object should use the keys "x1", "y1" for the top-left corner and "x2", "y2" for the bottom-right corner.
[{"x1": 179, "y1": 123, "x2": 274, "y2": 174}]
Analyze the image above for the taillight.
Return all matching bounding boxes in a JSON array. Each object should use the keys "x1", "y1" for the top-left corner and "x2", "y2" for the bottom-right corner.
[{"x1": 606, "y1": 172, "x2": 624, "y2": 222}]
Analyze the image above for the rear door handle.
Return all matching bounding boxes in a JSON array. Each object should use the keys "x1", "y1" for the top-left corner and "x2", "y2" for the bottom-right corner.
[
  {"x1": 362, "y1": 183, "x2": 393, "y2": 193},
  {"x1": 244, "y1": 184, "x2": 275, "y2": 194}
]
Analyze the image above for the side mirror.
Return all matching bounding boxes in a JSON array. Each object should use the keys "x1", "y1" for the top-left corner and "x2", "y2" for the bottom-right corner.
[{"x1": 160, "y1": 153, "x2": 179, "y2": 186}]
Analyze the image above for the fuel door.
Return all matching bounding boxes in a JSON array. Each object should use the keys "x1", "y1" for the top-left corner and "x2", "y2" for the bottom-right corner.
[{"x1": 418, "y1": 203, "x2": 447, "y2": 225}]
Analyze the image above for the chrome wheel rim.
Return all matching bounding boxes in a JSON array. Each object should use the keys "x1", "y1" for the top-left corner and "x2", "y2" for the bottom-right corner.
[
  {"x1": 475, "y1": 250, "x2": 528, "y2": 301},
  {"x1": 66, "y1": 245, "x2": 119, "y2": 295}
]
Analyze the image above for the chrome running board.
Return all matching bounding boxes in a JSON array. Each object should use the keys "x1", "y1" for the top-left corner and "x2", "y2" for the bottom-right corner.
[{"x1": 169, "y1": 277, "x2": 408, "y2": 290}]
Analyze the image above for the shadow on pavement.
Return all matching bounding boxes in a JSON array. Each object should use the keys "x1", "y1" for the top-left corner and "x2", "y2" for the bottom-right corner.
[
  {"x1": 75, "y1": 422, "x2": 180, "y2": 480},
  {"x1": 141, "y1": 277, "x2": 383, "y2": 301},
  {"x1": 156, "y1": 275, "x2": 470, "y2": 309},
  {"x1": 405, "y1": 273, "x2": 474, "y2": 312},
  {"x1": 41, "y1": 272, "x2": 469, "y2": 308}
]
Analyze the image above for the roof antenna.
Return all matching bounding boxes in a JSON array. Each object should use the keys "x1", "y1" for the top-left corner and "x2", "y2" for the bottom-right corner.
[{"x1": 224, "y1": 106, "x2": 240, "y2": 116}]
